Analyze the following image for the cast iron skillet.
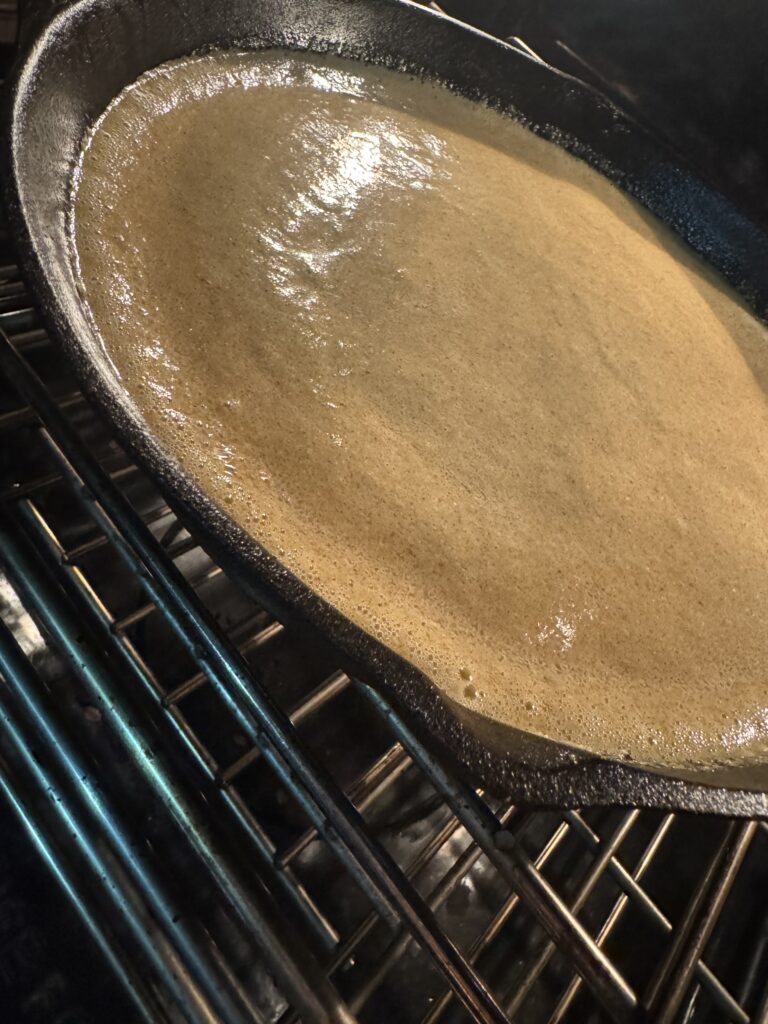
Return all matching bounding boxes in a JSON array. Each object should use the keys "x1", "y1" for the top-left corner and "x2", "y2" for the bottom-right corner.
[{"x1": 6, "y1": 0, "x2": 768, "y2": 815}]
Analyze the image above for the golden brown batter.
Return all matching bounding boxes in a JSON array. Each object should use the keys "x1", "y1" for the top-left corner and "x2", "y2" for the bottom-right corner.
[{"x1": 72, "y1": 50, "x2": 768, "y2": 768}]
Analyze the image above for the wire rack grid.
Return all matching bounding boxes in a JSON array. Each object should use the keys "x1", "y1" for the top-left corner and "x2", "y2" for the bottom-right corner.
[{"x1": 0, "y1": 131, "x2": 768, "y2": 1024}]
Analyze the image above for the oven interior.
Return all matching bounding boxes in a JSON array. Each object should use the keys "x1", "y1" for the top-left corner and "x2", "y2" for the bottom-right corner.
[{"x1": 1, "y1": 3, "x2": 768, "y2": 1023}]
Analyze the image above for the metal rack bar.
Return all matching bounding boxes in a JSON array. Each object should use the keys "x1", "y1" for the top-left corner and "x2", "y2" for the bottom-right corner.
[
  {"x1": 220, "y1": 669, "x2": 349, "y2": 785},
  {"x1": 281, "y1": 807, "x2": 502, "y2": 1024},
  {"x1": 0, "y1": 510, "x2": 355, "y2": 1024},
  {"x1": 550, "y1": 814, "x2": 748, "y2": 1024},
  {"x1": 63, "y1": 501, "x2": 173, "y2": 561},
  {"x1": 0, "y1": 306, "x2": 36, "y2": 332},
  {"x1": 0, "y1": 617, "x2": 248, "y2": 1024},
  {"x1": 170, "y1": 620, "x2": 285, "y2": 709},
  {"x1": 502, "y1": 809, "x2": 640, "y2": 1017},
  {"x1": 0, "y1": 331, "x2": 511, "y2": 1024},
  {"x1": 0, "y1": 239, "x2": 763, "y2": 1024},
  {"x1": 276, "y1": 743, "x2": 412, "y2": 868},
  {"x1": 349, "y1": 800, "x2": 517, "y2": 1014},
  {"x1": 359, "y1": 682, "x2": 638, "y2": 1022},
  {"x1": 16, "y1": 495, "x2": 340, "y2": 955},
  {"x1": 645, "y1": 820, "x2": 757, "y2": 1024},
  {"x1": 755, "y1": 981, "x2": 768, "y2": 1024},
  {"x1": 0, "y1": 388, "x2": 85, "y2": 430},
  {"x1": 0, "y1": 457, "x2": 137, "y2": 501},
  {"x1": 112, "y1": 561, "x2": 220, "y2": 632},
  {"x1": 421, "y1": 818, "x2": 573, "y2": 1024},
  {"x1": 547, "y1": 815, "x2": 675, "y2": 1024},
  {"x1": 0, "y1": 763, "x2": 177, "y2": 1024},
  {"x1": 561, "y1": 812, "x2": 664, "y2": 920},
  {"x1": 2, "y1": 325, "x2": 49, "y2": 352}
]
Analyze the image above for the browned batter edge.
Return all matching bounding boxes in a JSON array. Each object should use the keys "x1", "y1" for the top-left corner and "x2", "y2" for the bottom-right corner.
[{"x1": 71, "y1": 50, "x2": 768, "y2": 767}]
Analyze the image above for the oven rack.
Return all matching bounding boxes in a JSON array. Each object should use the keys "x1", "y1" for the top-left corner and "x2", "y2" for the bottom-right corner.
[{"x1": 1, "y1": 200, "x2": 768, "y2": 1024}]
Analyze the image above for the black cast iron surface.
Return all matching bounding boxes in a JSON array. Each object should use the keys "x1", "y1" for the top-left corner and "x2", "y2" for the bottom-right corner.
[
  {"x1": 4, "y1": 4, "x2": 768, "y2": 1022},
  {"x1": 6, "y1": 0, "x2": 768, "y2": 813}
]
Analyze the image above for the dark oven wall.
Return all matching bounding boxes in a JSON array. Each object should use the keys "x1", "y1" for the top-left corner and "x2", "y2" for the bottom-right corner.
[{"x1": 439, "y1": 0, "x2": 768, "y2": 231}]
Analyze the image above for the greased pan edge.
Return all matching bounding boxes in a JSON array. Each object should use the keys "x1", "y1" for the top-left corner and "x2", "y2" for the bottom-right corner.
[{"x1": 6, "y1": 0, "x2": 768, "y2": 814}]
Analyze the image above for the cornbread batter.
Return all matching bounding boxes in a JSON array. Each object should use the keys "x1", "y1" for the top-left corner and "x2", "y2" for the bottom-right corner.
[{"x1": 72, "y1": 50, "x2": 768, "y2": 767}]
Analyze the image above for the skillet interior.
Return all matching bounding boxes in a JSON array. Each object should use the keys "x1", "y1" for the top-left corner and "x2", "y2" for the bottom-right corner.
[{"x1": 6, "y1": 0, "x2": 768, "y2": 814}]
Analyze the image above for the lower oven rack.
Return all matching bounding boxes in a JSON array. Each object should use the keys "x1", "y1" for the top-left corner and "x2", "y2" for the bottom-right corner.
[{"x1": 1, "y1": 205, "x2": 768, "y2": 1023}]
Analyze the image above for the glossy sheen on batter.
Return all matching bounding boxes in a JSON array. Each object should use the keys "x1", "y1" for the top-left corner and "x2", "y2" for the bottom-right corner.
[{"x1": 72, "y1": 50, "x2": 768, "y2": 768}]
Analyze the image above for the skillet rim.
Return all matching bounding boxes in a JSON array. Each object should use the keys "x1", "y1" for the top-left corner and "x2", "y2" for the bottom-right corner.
[{"x1": 5, "y1": 0, "x2": 768, "y2": 816}]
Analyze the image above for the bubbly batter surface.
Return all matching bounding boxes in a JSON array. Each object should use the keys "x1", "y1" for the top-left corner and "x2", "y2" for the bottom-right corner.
[{"x1": 72, "y1": 50, "x2": 768, "y2": 767}]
